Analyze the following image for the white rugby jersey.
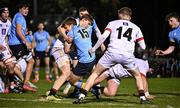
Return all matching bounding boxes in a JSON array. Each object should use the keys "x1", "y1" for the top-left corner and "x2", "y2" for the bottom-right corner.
[
  {"x1": 105, "y1": 20, "x2": 144, "y2": 55},
  {"x1": 53, "y1": 39, "x2": 64, "y2": 48},
  {"x1": 0, "y1": 19, "x2": 11, "y2": 46}
]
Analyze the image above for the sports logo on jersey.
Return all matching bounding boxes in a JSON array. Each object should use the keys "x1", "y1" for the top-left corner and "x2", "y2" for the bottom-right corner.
[{"x1": 123, "y1": 22, "x2": 128, "y2": 26}]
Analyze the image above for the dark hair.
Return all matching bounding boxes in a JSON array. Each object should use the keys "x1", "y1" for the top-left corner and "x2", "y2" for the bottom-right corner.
[
  {"x1": 118, "y1": 7, "x2": 132, "y2": 16},
  {"x1": 80, "y1": 14, "x2": 93, "y2": 24},
  {"x1": 79, "y1": 6, "x2": 88, "y2": 12},
  {"x1": 0, "y1": 7, "x2": 9, "y2": 14},
  {"x1": 165, "y1": 12, "x2": 180, "y2": 21},
  {"x1": 61, "y1": 17, "x2": 76, "y2": 28},
  {"x1": 18, "y1": 1, "x2": 30, "y2": 9}
]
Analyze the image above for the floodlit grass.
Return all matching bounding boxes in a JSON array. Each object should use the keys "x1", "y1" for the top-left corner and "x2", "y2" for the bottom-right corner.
[{"x1": 0, "y1": 69, "x2": 180, "y2": 108}]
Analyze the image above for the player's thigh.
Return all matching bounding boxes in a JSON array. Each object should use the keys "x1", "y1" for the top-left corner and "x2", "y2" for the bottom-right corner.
[
  {"x1": 92, "y1": 63, "x2": 107, "y2": 76},
  {"x1": 128, "y1": 68, "x2": 141, "y2": 78},
  {"x1": 69, "y1": 73, "x2": 82, "y2": 84},
  {"x1": 94, "y1": 72, "x2": 108, "y2": 85},
  {"x1": 60, "y1": 61, "x2": 71, "y2": 76}
]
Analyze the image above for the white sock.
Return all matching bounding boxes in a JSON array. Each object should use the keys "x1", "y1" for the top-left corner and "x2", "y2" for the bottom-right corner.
[
  {"x1": 140, "y1": 96, "x2": 146, "y2": 100},
  {"x1": 145, "y1": 91, "x2": 150, "y2": 97}
]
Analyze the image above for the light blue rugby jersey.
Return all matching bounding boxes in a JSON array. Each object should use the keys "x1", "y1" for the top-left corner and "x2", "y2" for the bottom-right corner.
[
  {"x1": 26, "y1": 34, "x2": 33, "y2": 43},
  {"x1": 33, "y1": 30, "x2": 50, "y2": 51},
  {"x1": 8, "y1": 12, "x2": 27, "y2": 45},
  {"x1": 67, "y1": 25, "x2": 95, "y2": 63},
  {"x1": 169, "y1": 25, "x2": 180, "y2": 47}
]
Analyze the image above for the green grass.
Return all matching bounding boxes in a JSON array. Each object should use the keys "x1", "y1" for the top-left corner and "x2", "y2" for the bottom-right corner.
[{"x1": 0, "y1": 71, "x2": 180, "y2": 108}]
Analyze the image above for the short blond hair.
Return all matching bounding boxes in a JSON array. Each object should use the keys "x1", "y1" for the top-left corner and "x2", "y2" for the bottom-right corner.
[{"x1": 118, "y1": 7, "x2": 132, "y2": 17}]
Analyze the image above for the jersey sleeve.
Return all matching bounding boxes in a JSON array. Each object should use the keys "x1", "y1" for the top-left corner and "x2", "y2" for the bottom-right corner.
[
  {"x1": 30, "y1": 35, "x2": 33, "y2": 43},
  {"x1": 168, "y1": 32, "x2": 175, "y2": 42},
  {"x1": 46, "y1": 31, "x2": 50, "y2": 39},
  {"x1": 15, "y1": 16, "x2": 24, "y2": 25},
  {"x1": 104, "y1": 22, "x2": 112, "y2": 33},
  {"x1": 33, "y1": 33, "x2": 37, "y2": 41},
  {"x1": 92, "y1": 19, "x2": 98, "y2": 30},
  {"x1": 135, "y1": 27, "x2": 144, "y2": 42}
]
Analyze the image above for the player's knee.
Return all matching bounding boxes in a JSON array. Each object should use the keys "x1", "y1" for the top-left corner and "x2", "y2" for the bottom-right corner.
[
  {"x1": 103, "y1": 88, "x2": 116, "y2": 97},
  {"x1": 108, "y1": 92, "x2": 116, "y2": 96}
]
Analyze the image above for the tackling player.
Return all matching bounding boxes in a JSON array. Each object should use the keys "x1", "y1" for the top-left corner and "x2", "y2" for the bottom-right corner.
[
  {"x1": 74, "y1": 7, "x2": 149, "y2": 104},
  {"x1": 46, "y1": 17, "x2": 76, "y2": 101},
  {"x1": 93, "y1": 58, "x2": 155, "y2": 99}
]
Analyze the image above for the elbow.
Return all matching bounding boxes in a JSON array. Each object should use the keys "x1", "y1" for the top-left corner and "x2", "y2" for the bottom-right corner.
[
  {"x1": 138, "y1": 40, "x2": 146, "y2": 50},
  {"x1": 141, "y1": 45, "x2": 146, "y2": 50},
  {"x1": 64, "y1": 48, "x2": 70, "y2": 53}
]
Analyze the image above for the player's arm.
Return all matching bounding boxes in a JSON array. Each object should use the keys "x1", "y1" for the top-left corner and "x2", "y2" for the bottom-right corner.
[
  {"x1": 137, "y1": 37, "x2": 146, "y2": 50},
  {"x1": 155, "y1": 39, "x2": 175, "y2": 56},
  {"x1": 57, "y1": 25, "x2": 72, "y2": 43},
  {"x1": 94, "y1": 27, "x2": 101, "y2": 38},
  {"x1": 95, "y1": 27, "x2": 106, "y2": 52},
  {"x1": 46, "y1": 35, "x2": 51, "y2": 52},
  {"x1": 31, "y1": 34, "x2": 36, "y2": 49},
  {"x1": 93, "y1": 20, "x2": 106, "y2": 52},
  {"x1": 31, "y1": 36, "x2": 36, "y2": 56},
  {"x1": 89, "y1": 29, "x2": 110, "y2": 53},
  {"x1": 94, "y1": 71, "x2": 109, "y2": 85},
  {"x1": 16, "y1": 24, "x2": 31, "y2": 49},
  {"x1": 155, "y1": 45, "x2": 175, "y2": 56},
  {"x1": 64, "y1": 42, "x2": 72, "y2": 53}
]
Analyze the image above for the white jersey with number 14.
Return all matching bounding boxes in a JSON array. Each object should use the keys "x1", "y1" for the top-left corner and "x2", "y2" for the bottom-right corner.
[{"x1": 105, "y1": 19, "x2": 144, "y2": 55}]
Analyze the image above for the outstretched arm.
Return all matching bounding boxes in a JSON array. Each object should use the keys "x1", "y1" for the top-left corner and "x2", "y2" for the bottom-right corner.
[
  {"x1": 89, "y1": 30, "x2": 110, "y2": 54},
  {"x1": 57, "y1": 25, "x2": 72, "y2": 43},
  {"x1": 155, "y1": 46, "x2": 175, "y2": 56},
  {"x1": 94, "y1": 23, "x2": 106, "y2": 52}
]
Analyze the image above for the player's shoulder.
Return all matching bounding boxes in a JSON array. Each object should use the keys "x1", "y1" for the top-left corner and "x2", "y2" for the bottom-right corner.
[
  {"x1": 43, "y1": 30, "x2": 49, "y2": 34},
  {"x1": 170, "y1": 26, "x2": 180, "y2": 33},
  {"x1": 14, "y1": 12, "x2": 23, "y2": 18},
  {"x1": 6, "y1": 19, "x2": 11, "y2": 24},
  {"x1": 72, "y1": 24, "x2": 80, "y2": 30},
  {"x1": 0, "y1": 18, "x2": 11, "y2": 25},
  {"x1": 33, "y1": 31, "x2": 39, "y2": 36}
]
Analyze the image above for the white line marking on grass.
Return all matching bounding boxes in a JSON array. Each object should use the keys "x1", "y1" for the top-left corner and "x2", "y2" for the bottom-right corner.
[
  {"x1": 0, "y1": 97, "x2": 160, "y2": 107},
  {"x1": 0, "y1": 97, "x2": 72, "y2": 104}
]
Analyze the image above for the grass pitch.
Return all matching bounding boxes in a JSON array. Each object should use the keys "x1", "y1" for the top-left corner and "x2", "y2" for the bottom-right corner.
[{"x1": 0, "y1": 73, "x2": 180, "y2": 108}]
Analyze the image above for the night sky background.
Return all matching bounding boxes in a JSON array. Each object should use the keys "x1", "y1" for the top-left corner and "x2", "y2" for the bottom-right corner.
[{"x1": 1, "y1": 0, "x2": 180, "y2": 49}]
